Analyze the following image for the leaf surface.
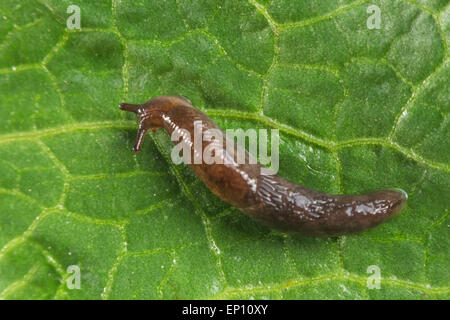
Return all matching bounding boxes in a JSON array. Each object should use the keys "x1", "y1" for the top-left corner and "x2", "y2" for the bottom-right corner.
[{"x1": 0, "y1": 0, "x2": 448, "y2": 299}]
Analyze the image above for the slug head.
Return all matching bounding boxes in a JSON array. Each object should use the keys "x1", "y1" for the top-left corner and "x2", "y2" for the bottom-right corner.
[{"x1": 119, "y1": 96, "x2": 192, "y2": 153}]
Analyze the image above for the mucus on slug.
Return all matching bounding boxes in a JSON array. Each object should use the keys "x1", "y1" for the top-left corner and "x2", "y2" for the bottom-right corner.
[{"x1": 119, "y1": 95, "x2": 407, "y2": 237}]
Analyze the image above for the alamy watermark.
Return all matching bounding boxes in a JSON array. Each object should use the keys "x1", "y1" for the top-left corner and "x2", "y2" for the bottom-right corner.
[
  {"x1": 66, "y1": 5, "x2": 81, "y2": 30},
  {"x1": 66, "y1": 265, "x2": 81, "y2": 289},
  {"x1": 367, "y1": 5, "x2": 381, "y2": 30},
  {"x1": 366, "y1": 265, "x2": 381, "y2": 289},
  {"x1": 170, "y1": 120, "x2": 280, "y2": 175}
]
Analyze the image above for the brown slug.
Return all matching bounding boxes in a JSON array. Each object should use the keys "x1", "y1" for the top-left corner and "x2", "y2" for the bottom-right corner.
[{"x1": 119, "y1": 96, "x2": 407, "y2": 237}]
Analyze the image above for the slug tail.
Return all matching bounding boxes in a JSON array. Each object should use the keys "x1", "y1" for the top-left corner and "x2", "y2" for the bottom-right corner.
[{"x1": 321, "y1": 188, "x2": 408, "y2": 237}]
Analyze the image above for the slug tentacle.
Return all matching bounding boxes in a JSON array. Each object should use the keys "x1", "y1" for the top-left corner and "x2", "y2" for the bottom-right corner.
[
  {"x1": 119, "y1": 102, "x2": 141, "y2": 113},
  {"x1": 120, "y1": 96, "x2": 407, "y2": 237},
  {"x1": 133, "y1": 125, "x2": 148, "y2": 154}
]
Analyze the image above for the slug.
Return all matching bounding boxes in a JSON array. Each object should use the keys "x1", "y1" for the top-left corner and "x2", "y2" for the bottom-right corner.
[{"x1": 119, "y1": 96, "x2": 407, "y2": 237}]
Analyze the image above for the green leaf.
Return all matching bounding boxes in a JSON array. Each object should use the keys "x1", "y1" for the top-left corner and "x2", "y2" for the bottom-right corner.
[{"x1": 0, "y1": 0, "x2": 448, "y2": 299}]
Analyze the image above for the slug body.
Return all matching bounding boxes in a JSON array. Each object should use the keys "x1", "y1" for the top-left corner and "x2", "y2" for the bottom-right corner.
[{"x1": 120, "y1": 96, "x2": 407, "y2": 237}]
